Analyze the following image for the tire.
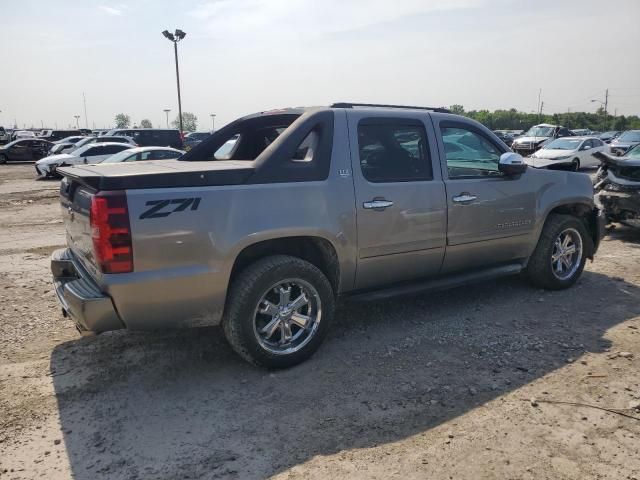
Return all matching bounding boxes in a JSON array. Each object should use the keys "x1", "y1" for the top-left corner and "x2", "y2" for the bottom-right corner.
[
  {"x1": 526, "y1": 214, "x2": 592, "y2": 290},
  {"x1": 222, "y1": 255, "x2": 335, "y2": 369},
  {"x1": 0, "y1": 154, "x2": 7, "y2": 164},
  {"x1": 571, "y1": 158, "x2": 580, "y2": 171}
]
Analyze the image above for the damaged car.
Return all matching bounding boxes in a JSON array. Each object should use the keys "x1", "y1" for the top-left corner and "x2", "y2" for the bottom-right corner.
[{"x1": 593, "y1": 146, "x2": 640, "y2": 228}]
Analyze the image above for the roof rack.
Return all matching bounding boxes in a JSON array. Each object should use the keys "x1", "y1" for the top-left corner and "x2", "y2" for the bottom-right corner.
[{"x1": 331, "y1": 102, "x2": 451, "y2": 114}]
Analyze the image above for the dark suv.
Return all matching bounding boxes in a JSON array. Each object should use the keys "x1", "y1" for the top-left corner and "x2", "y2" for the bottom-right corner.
[
  {"x1": 105, "y1": 129, "x2": 183, "y2": 149},
  {"x1": 41, "y1": 130, "x2": 84, "y2": 142}
]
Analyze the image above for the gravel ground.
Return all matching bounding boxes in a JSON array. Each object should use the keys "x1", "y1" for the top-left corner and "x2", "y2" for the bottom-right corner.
[{"x1": 0, "y1": 163, "x2": 639, "y2": 480}]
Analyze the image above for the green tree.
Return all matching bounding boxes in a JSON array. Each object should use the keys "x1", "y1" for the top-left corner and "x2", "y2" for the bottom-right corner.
[
  {"x1": 449, "y1": 104, "x2": 465, "y2": 115},
  {"x1": 140, "y1": 119, "x2": 153, "y2": 128},
  {"x1": 114, "y1": 113, "x2": 131, "y2": 129},
  {"x1": 171, "y1": 112, "x2": 198, "y2": 132}
]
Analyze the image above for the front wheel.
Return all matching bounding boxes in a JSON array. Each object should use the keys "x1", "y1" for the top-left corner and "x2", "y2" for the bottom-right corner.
[
  {"x1": 222, "y1": 255, "x2": 334, "y2": 368},
  {"x1": 0, "y1": 154, "x2": 7, "y2": 164},
  {"x1": 571, "y1": 158, "x2": 580, "y2": 171},
  {"x1": 525, "y1": 214, "x2": 591, "y2": 290}
]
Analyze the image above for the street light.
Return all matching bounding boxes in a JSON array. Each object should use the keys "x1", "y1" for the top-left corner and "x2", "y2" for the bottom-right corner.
[
  {"x1": 163, "y1": 109, "x2": 171, "y2": 128},
  {"x1": 162, "y1": 28, "x2": 186, "y2": 135},
  {"x1": 74, "y1": 115, "x2": 80, "y2": 128},
  {"x1": 210, "y1": 114, "x2": 216, "y2": 132}
]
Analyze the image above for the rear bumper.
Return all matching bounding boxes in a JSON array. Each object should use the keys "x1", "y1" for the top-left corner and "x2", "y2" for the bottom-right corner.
[{"x1": 51, "y1": 248, "x2": 125, "y2": 333}]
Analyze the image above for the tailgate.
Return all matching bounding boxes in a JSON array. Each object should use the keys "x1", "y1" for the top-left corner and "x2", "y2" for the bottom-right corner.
[{"x1": 59, "y1": 176, "x2": 99, "y2": 277}]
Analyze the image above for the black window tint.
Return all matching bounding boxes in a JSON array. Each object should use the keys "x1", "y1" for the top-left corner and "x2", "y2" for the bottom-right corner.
[
  {"x1": 441, "y1": 126, "x2": 502, "y2": 178},
  {"x1": 103, "y1": 145, "x2": 129, "y2": 155},
  {"x1": 152, "y1": 150, "x2": 180, "y2": 160},
  {"x1": 84, "y1": 146, "x2": 103, "y2": 156},
  {"x1": 357, "y1": 122, "x2": 432, "y2": 183}
]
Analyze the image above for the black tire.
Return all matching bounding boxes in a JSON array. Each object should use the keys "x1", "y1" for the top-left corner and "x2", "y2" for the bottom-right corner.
[
  {"x1": 525, "y1": 214, "x2": 592, "y2": 290},
  {"x1": 0, "y1": 154, "x2": 7, "y2": 164},
  {"x1": 571, "y1": 158, "x2": 580, "y2": 171},
  {"x1": 222, "y1": 255, "x2": 335, "y2": 368}
]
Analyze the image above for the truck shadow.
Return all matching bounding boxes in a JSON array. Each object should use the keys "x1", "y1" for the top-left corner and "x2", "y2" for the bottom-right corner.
[{"x1": 50, "y1": 270, "x2": 640, "y2": 479}]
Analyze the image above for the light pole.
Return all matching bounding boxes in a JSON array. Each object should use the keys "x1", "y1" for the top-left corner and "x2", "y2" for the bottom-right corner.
[
  {"x1": 210, "y1": 114, "x2": 216, "y2": 132},
  {"x1": 162, "y1": 29, "x2": 186, "y2": 135},
  {"x1": 163, "y1": 109, "x2": 171, "y2": 128},
  {"x1": 591, "y1": 89, "x2": 609, "y2": 131},
  {"x1": 74, "y1": 115, "x2": 80, "y2": 128}
]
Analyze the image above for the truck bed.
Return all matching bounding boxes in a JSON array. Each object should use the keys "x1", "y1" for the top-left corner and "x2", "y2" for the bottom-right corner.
[{"x1": 58, "y1": 159, "x2": 255, "y2": 191}]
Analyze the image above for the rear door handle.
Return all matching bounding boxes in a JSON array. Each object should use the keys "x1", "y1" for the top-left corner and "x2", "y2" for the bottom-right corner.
[
  {"x1": 452, "y1": 193, "x2": 477, "y2": 204},
  {"x1": 363, "y1": 199, "x2": 394, "y2": 210}
]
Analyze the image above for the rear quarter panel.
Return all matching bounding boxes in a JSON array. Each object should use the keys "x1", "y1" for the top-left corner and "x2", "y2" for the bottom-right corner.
[{"x1": 103, "y1": 111, "x2": 357, "y2": 329}]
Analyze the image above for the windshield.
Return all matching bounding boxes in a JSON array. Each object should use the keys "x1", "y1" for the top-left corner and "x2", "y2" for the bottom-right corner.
[
  {"x1": 624, "y1": 144, "x2": 640, "y2": 159},
  {"x1": 524, "y1": 126, "x2": 554, "y2": 137},
  {"x1": 101, "y1": 150, "x2": 135, "y2": 163},
  {"x1": 543, "y1": 138, "x2": 582, "y2": 150},
  {"x1": 618, "y1": 131, "x2": 640, "y2": 142},
  {"x1": 70, "y1": 137, "x2": 95, "y2": 151}
]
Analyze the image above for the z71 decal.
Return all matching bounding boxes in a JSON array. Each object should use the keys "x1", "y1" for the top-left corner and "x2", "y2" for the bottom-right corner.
[{"x1": 139, "y1": 197, "x2": 201, "y2": 219}]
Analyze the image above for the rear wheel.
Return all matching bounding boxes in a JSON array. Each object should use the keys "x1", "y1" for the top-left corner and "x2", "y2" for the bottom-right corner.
[
  {"x1": 223, "y1": 255, "x2": 334, "y2": 368},
  {"x1": 0, "y1": 154, "x2": 7, "y2": 164},
  {"x1": 526, "y1": 214, "x2": 591, "y2": 290}
]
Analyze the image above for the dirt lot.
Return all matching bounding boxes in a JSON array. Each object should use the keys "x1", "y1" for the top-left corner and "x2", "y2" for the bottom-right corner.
[{"x1": 0, "y1": 163, "x2": 639, "y2": 480}]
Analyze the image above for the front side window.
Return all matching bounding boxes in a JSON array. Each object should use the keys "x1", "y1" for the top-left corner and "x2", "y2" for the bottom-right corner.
[
  {"x1": 441, "y1": 126, "x2": 502, "y2": 178},
  {"x1": 357, "y1": 122, "x2": 432, "y2": 183}
]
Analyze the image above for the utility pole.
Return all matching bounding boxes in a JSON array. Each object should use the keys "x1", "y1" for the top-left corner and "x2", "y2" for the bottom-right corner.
[
  {"x1": 537, "y1": 88, "x2": 542, "y2": 123},
  {"x1": 163, "y1": 109, "x2": 171, "y2": 128},
  {"x1": 538, "y1": 101, "x2": 544, "y2": 123},
  {"x1": 210, "y1": 113, "x2": 216, "y2": 132},
  {"x1": 83, "y1": 92, "x2": 89, "y2": 128},
  {"x1": 603, "y1": 88, "x2": 609, "y2": 131}
]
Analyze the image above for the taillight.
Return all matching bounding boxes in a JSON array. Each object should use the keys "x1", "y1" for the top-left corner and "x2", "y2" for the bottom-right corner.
[{"x1": 90, "y1": 191, "x2": 133, "y2": 274}]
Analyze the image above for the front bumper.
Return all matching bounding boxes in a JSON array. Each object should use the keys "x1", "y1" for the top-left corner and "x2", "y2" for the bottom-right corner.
[{"x1": 51, "y1": 248, "x2": 125, "y2": 334}]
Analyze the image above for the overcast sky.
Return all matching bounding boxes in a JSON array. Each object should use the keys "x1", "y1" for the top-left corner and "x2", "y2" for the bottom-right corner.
[{"x1": 1, "y1": 0, "x2": 639, "y2": 130}]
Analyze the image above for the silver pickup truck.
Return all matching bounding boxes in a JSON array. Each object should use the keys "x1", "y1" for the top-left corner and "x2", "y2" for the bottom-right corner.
[{"x1": 51, "y1": 103, "x2": 605, "y2": 368}]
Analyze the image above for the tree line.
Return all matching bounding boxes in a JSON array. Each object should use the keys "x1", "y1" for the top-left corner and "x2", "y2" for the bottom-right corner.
[
  {"x1": 448, "y1": 105, "x2": 640, "y2": 132},
  {"x1": 113, "y1": 112, "x2": 198, "y2": 131}
]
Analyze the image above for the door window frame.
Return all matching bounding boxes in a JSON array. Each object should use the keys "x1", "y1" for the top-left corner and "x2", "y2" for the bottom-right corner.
[
  {"x1": 437, "y1": 119, "x2": 508, "y2": 181},
  {"x1": 356, "y1": 117, "x2": 434, "y2": 184}
]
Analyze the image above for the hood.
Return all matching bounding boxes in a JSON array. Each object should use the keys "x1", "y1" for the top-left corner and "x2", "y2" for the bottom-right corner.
[
  {"x1": 524, "y1": 157, "x2": 565, "y2": 168},
  {"x1": 36, "y1": 153, "x2": 75, "y2": 165},
  {"x1": 512, "y1": 136, "x2": 550, "y2": 145},
  {"x1": 531, "y1": 148, "x2": 575, "y2": 160}
]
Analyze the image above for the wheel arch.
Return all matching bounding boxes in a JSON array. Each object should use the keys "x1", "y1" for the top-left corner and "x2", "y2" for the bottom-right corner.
[
  {"x1": 228, "y1": 236, "x2": 341, "y2": 297},
  {"x1": 539, "y1": 202, "x2": 599, "y2": 259}
]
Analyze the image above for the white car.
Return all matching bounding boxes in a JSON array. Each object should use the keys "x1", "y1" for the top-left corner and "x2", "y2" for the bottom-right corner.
[
  {"x1": 525, "y1": 136, "x2": 608, "y2": 171},
  {"x1": 100, "y1": 146, "x2": 183, "y2": 164},
  {"x1": 34, "y1": 142, "x2": 133, "y2": 177}
]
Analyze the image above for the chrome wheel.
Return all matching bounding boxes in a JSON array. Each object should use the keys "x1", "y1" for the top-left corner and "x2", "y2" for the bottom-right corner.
[
  {"x1": 551, "y1": 228, "x2": 583, "y2": 280},
  {"x1": 253, "y1": 278, "x2": 322, "y2": 355}
]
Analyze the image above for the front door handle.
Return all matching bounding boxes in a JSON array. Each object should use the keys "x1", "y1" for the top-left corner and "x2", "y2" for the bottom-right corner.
[
  {"x1": 363, "y1": 199, "x2": 394, "y2": 210},
  {"x1": 452, "y1": 193, "x2": 477, "y2": 204}
]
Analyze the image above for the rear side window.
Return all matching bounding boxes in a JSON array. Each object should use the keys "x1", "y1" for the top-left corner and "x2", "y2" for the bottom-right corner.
[
  {"x1": 357, "y1": 121, "x2": 432, "y2": 183},
  {"x1": 102, "y1": 145, "x2": 129, "y2": 155}
]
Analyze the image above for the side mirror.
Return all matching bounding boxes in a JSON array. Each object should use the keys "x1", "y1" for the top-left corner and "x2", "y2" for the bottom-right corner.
[
  {"x1": 499, "y1": 152, "x2": 527, "y2": 176},
  {"x1": 582, "y1": 145, "x2": 592, "y2": 151}
]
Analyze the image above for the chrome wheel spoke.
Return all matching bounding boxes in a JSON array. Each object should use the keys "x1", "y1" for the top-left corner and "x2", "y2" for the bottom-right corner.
[
  {"x1": 290, "y1": 313, "x2": 310, "y2": 329},
  {"x1": 261, "y1": 317, "x2": 281, "y2": 339},
  {"x1": 288, "y1": 293, "x2": 308, "y2": 312},
  {"x1": 278, "y1": 286, "x2": 291, "y2": 306},
  {"x1": 550, "y1": 228, "x2": 583, "y2": 281},
  {"x1": 564, "y1": 245, "x2": 576, "y2": 255},
  {"x1": 280, "y1": 321, "x2": 293, "y2": 344},
  {"x1": 259, "y1": 300, "x2": 280, "y2": 317}
]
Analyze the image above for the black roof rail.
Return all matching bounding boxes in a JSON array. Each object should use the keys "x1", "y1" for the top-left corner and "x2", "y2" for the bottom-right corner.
[{"x1": 331, "y1": 102, "x2": 451, "y2": 114}]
